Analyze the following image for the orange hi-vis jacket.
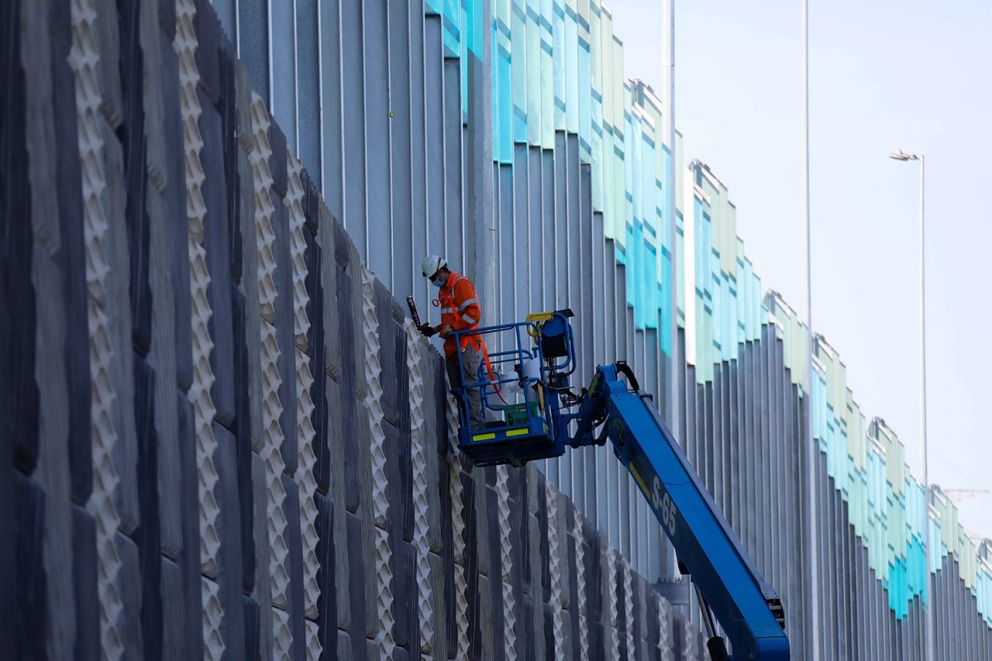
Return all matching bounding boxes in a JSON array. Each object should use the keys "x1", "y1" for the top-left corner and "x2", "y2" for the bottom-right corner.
[{"x1": 437, "y1": 271, "x2": 483, "y2": 358}]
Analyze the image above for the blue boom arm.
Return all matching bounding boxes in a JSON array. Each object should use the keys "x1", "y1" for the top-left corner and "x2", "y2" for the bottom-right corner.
[
  {"x1": 448, "y1": 311, "x2": 789, "y2": 659},
  {"x1": 569, "y1": 363, "x2": 790, "y2": 661}
]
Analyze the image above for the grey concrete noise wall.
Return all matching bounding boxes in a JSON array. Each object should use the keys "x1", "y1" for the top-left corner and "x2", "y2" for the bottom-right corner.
[
  {"x1": 213, "y1": 0, "x2": 992, "y2": 659},
  {"x1": 1, "y1": 0, "x2": 707, "y2": 658},
  {"x1": 6, "y1": 0, "x2": 991, "y2": 659}
]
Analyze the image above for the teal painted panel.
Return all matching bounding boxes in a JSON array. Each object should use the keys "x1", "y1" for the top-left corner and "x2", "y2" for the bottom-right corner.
[
  {"x1": 511, "y1": 0, "x2": 528, "y2": 142},
  {"x1": 442, "y1": 0, "x2": 460, "y2": 53},
  {"x1": 552, "y1": 0, "x2": 566, "y2": 131},
  {"x1": 525, "y1": 0, "x2": 542, "y2": 145},
  {"x1": 564, "y1": 4, "x2": 579, "y2": 134},
  {"x1": 494, "y1": 1, "x2": 513, "y2": 163},
  {"x1": 578, "y1": 30, "x2": 591, "y2": 160},
  {"x1": 465, "y1": 0, "x2": 484, "y2": 57}
]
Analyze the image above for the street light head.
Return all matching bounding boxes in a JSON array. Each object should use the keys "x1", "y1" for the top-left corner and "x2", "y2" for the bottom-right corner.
[{"x1": 890, "y1": 149, "x2": 919, "y2": 161}]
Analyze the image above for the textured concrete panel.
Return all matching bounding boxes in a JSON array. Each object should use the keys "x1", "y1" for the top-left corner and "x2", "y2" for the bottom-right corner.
[
  {"x1": 361, "y1": 267, "x2": 396, "y2": 656},
  {"x1": 69, "y1": 505, "x2": 100, "y2": 661},
  {"x1": 231, "y1": 292, "x2": 256, "y2": 593},
  {"x1": 26, "y1": 15, "x2": 78, "y2": 642},
  {"x1": 281, "y1": 473, "x2": 306, "y2": 660},
  {"x1": 287, "y1": 156, "x2": 321, "y2": 645},
  {"x1": 250, "y1": 101, "x2": 291, "y2": 622},
  {"x1": 269, "y1": 122, "x2": 288, "y2": 198},
  {"x1": 45, "y1": 0, "x2": 94, "y2": 510},
  {"x1": 322, "y1": 376, "x2": 350, "y2": 629},
  {"x1": 272, "y1": 605, "x2": 292, "y2": 660},
  {"x1": 527, "y1": 474, "x2": 547, "y2": 660},
  {"x1": 198, "y1": 96, "x2": 236, "y2": 428},
  {"x1": 495, "y1": 465, "x2": 517, "y2": 660},
  {"x1": 19, "y1": 51, "x2": 66, "y2": 661},
  {"x1": 133, "y1": 356, "x2": 164, "y2": 660},
  {"x1": 477, "y1": 574, "x2": 495, "y2": 660},
  {"x1": 314, "y1": 492, "x2": 338, "y2": 656},
  {"x1": 157, "y1": 25, "x2": 194, "y2": 394},
  {"x1": 102, "y1": 115, "x2": 141, "y2": 540},
  {"x1": 237, "y1": 149, "x2": 264, "y2": 443},
  {"x1": 334, "y1": 265, "x2": 361, "y2": 515},
  {"x1": 216, "y1": 49, "x2": 242, "y2": 281},
  {"x1": 10, "y1": 472, "x2": 46, "y2": 660},
  {"x1": 447, "y1": 450, "x2": 470, "y2": 658},
  {"x1": 139, "y1": 0, "x2": 167, "y2": 192},
  {"x1": 472, "y1": 468, "x2": 491, "y2": 580},
  {"x1": 112, "y1": 532, "x2": 142, "y2": 659},
  {"x1": 147, "y1": 183, "x2": 184, "y2": 560},
  {"x1": 192, "y1": 0, "x2": 222, "y2": 105},
  {"x1": 461, "y1": 467, "x2": 481, "y2": 660},
  {"x1": 426, "y1": 551, "x2": 448, "y2": 659},
  {"x1": 344, "y1": 511, "x2": 369, "y2": 659},
  {"x1": 118, "y1": 0, "x2": 153, "y2": 360},
  {"x1": 391, "y1": 540, "x2": 417, "y2": 652},
  {"x1": 272, "y1": 196, "x2": 299, "y2": 474},
  {"x1": 547, "y1": 485, "x2": 567, "y2": 659},
  {"x1": 177, "y1": 396, "x2": 204, "y2": 660},
  {"x1": 250, "y1": 452, "x2": 274, "y2": 659},
  {"x1": 242, "y1": 595, "x2": 260, "y2": 661},
  {"x1": 376, "y1": 281, "x2": 402, "y2": 426},
  {"x1": 66, "y1": 1, "x2": 124, "y2": 655},
  {"x1": 161, "y1": 556, "x2": 186, "y2": 660},
  {"x1": 178, "y1": 0, "x2": 220, "y2": 591},
  {"x1": 316, "y1": 207, "x2": 341, "y2": 379},
  {"x1": 213, "y1": 422, "x2": 245, "y2": 660},
  {"x1": 306, "y1": 231, "x2": 330, "y2": 495}
]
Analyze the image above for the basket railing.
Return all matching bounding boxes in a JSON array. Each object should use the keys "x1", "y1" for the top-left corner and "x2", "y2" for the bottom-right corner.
[{"x1": 452, "y1": 321, "x2": 553, "y2": 432}]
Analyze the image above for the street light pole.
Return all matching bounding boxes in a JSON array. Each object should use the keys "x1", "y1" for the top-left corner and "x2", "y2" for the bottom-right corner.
[
  {"x1": 801, "y1": 1, "x2": 822, "y2": 659},
  {"x1": 664, "y1": 0, "x2": 679, "y2": 492},
  {"x1": 890, "y1": 148, "x2": 931, "y2": 661},
  {"x1": 918, "y1": 153, "x2": 933, "y2": 661},
  {"x1": 662, "y1": 0, "x2": 680, "y2": 589}
]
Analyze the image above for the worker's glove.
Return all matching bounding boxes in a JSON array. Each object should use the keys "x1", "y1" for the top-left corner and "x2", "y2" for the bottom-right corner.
[{"x1": 419, "y1": 324, "x2": 437, "y2": 338}]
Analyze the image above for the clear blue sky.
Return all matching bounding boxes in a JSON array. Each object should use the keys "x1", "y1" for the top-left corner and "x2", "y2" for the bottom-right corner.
[{"x1": 608, "y1": 0, "x2": 992, "y2": 539}]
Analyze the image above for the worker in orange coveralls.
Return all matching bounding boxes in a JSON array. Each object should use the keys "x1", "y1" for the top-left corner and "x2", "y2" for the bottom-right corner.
[{"x1": 418, "y1": 255, "x2": 488, "y2": 429}]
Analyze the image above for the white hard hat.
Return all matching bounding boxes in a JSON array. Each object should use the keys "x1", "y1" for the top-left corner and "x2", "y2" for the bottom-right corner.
[{"x1": 421, "y1": 255, "x2": 447, "y2": 279}]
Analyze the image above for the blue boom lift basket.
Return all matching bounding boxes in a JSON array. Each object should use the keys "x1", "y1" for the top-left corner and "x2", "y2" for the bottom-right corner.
[
  {"x1": 451, "y1": 309, "x2": 577, "y2": 466},
  {"x1": 446, "y1": 309, "x2": 790, "y2": 659}
]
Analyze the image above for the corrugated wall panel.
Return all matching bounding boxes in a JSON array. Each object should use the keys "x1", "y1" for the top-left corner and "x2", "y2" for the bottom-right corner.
[
  {"x1": 389, "y1": 0, "x2": 414, "y2": 296},
  {"x1": 340, "y1": 1, "x2": 368, "y2": 256},
  {"x1": 364, "y1": 1, "x2": 393, "y2": 284},
  {"x1": 319, "y1": 1, "x2": 344, "y2": 220}
]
